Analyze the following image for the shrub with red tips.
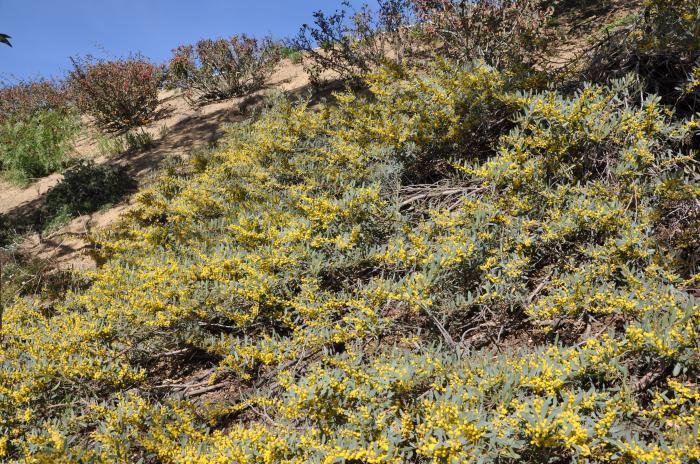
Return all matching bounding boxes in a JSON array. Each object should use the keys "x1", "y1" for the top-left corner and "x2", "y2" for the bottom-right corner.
[
  {"x1": 69, "y1": 55, "x2": 163, "y2": 131},
  {"x1": 166, "y1": 35, "x2": 281, "y2": 105}
]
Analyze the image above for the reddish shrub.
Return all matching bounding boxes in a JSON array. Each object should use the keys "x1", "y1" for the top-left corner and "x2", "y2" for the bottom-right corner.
[
  {"x1": 0, "y1": 79, "x2": 70, "y2": 123},
  {"x1": 167, "y1": 35, "x2": 281, "y2": 104},
  {"x1": 69, "y1": 55, "x2": 163, "y2": 131}
]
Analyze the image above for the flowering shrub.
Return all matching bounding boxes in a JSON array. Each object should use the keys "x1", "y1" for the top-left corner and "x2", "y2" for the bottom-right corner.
[
  {"x1": 291, "y1": 0, "x2": 418, "y2": 84},
  {"x1": 587, "y1": 0, "x2": 700, "y2": 112},
  {"x1": 2, "y1": 0, "x2": 700, "y2": 459},
  {"x1": 0, "y1": 79, "x2": 70, "y2": 123},
  {"x1": 167, "y1": 35, "x2": 281, "y2": 104},
  {"x1": 1, "y1": 56, "x2": 698, "y2": 462},
  {"x1": 69, "y1": 55, "x2": 163, "y2": 131}
]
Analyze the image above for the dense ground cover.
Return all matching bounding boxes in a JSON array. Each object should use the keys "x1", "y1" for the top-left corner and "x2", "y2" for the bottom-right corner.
[{"x1": 0, "y1": 0, "x2": 699, "y2": 463}]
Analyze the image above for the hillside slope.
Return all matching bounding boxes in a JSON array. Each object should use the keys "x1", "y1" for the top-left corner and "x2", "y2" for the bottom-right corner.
[
  {"x1": 1, "y1": 1, "x2": 699, "y2": 463},
  {"x1": 2, "y1": 60, "x2": 699, "y2": 462}
]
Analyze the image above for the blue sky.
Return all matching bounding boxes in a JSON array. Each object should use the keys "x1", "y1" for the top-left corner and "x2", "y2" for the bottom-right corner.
[{"x1": 0, "y1": 0, "x2": 353, "y2": 81}]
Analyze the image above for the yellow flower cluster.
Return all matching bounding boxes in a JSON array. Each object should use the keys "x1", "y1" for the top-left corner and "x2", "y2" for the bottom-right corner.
[{"x1": 1, "y1": 54, "x2": 698, "y2": 462}]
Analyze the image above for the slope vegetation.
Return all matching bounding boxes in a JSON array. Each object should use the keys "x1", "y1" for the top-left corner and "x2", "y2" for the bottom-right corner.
[{"x1": 1, "y1": 1, "x2": 699, "y2": 463}]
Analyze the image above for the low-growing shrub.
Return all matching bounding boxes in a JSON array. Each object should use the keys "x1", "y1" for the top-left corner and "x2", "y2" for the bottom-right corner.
[
  {"x1": 0, "y1": 108, "x2": 80, "y2": 184},
  {"x1": 167, "y1": 35, "x2": 281, "y2": 104},
  {"x1": 3, "y1": 1, "x2": 700, "y2": 461},
  {"x1": 3, "y1": 58, "x2": 699, "y2": 462},
  {"x1": 41, "y1": 161, "x2": 134, "y2": 227},
  {"x1": 291, "y1": 0, "x2": 418, "y2": 84},
  {"x1": 69, "y1": 55, "x2": 163, "y2": 131}
]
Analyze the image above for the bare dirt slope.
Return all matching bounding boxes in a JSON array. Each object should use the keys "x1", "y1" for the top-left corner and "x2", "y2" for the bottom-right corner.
[{"x1": 1, "y1": 59, "x2": 312, "y2": 270}]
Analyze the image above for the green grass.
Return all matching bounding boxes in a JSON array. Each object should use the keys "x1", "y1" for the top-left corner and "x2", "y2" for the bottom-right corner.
[
  {"x1": 124, "y1": 128, "x2": 154, "y2": 151},
  {"x1": 95, "y1": 132, "x2": 127, "y2": 157},
  {"x1": 280, "y1": 45, "x2": 303, "y2": 64},
  {"x1": 96, "y1": 128, "x2": 154, "y2": 157},
  {"x1": 0, "y1": 109, "x2": 80, "y2": 185},
  {"x1": 600, "y1": 13, "x2": 637, "y2": 34}
]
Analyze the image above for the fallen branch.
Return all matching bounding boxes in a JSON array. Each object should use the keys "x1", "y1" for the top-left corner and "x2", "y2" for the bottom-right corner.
[
  {"x1": 420, "y1": 303, "x2": 456, "y2": 349},
  {"x1": 399, "y1": 185, "x2": 486, "y2": 208},
  {"x1": 185, "y1": 382, "x2": 227, "y2": 397}
]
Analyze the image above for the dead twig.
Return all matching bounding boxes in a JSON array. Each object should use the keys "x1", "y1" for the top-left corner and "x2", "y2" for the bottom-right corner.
[
  {"x1": 185, "y1": 382, "x2": 227, "y2": 397},
  {"x1": 420, "y1": 303, "x2": 456, "y2": 349}
]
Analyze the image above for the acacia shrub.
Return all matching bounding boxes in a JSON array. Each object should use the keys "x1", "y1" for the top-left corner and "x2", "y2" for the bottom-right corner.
[
  {"x1": 581, "y1": 0, "x2": 700, "y2": 272},
  {"x1": 167, "y1": 35, "x2": 281, "y2": 104},
  {"x1": 1, "y1": 59, "x2": 699, "y2": 462},
  {"x1": 334, "y1": 60, "x2": 529, "y2": 182},
  {"x1": 69, "y1": 55, "x2": 163, "y2": 131}
]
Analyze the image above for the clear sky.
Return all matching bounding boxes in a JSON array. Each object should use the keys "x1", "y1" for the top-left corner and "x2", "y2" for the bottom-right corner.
[{"x1": 0, "y1": 0, "x2": 352, "y2": 81}]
